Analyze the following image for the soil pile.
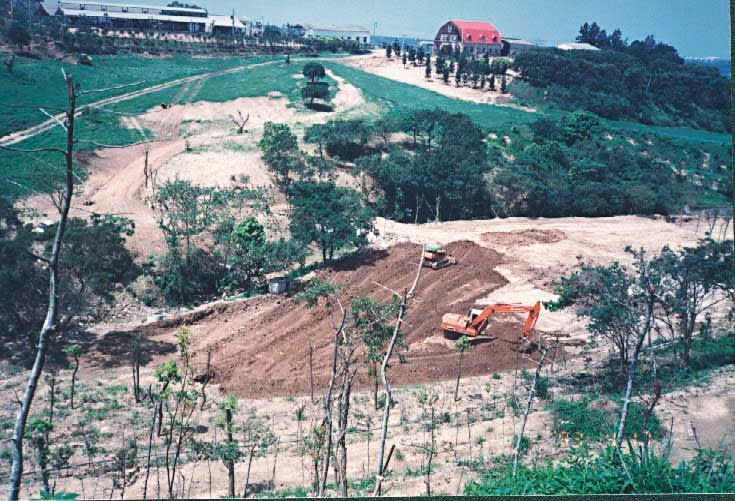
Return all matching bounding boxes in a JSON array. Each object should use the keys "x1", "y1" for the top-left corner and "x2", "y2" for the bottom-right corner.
[
  {"x1": 481, "y1": 229, "x2": 567, "y2": 246},
  {"x1": 139, "y1": 241, "x2": 538, "y2": 398}
]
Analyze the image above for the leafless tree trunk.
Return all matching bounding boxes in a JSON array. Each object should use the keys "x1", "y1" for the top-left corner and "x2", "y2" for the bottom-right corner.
[
  {"x1": 512, "y1": 343, "x2": 549, "y2": 476},
  {"x1": 318, "y1": 313, "x2": 346, "y2": 497},
  {"x1": 225, "y1": 407, "x2": 235, "y2": 498},
  {"x1": 7, "y1": 72, "x2": 77, "y2": 501},
  {"x1": 373, "y1": 246, "x2": 425, "y2": 496},
  {"x1": 200, "y1": 347, "x2": 212, "y2": 410},
  {"x1": 308, "y1": 343, "x2": 315, "y2": 405},
  {"x1": 616, "y1": 289, "x2": 655, "y2": 449},
  {"x1": 143, "y1": 388, "x2": 156, "y2": 499}
]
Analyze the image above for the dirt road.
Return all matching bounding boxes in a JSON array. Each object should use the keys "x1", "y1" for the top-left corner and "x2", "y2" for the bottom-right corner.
[{"x1": 0, "y1": 61, "x2": 273, "y2": 147}]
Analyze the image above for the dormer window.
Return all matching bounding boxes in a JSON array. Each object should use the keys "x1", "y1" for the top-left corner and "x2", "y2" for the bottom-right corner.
[{"x1": 447, "y1": 25, "x2": 453, "y2": 32}]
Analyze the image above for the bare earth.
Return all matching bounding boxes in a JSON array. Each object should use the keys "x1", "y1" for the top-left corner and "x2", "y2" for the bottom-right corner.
[
  {"x1": 340, "y1": 49, "x2": 537, "y2": 112},
  {"x1": 4, "y1": 59, "x2": 734, "y2": 498}
]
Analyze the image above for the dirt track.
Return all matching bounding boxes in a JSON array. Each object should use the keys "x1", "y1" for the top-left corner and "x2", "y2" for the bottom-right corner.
[{"x1": 135, "y1": 241, "x2": 542, "y2": 398}]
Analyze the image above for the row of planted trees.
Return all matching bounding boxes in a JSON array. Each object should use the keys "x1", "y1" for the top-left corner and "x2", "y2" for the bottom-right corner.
[{"x1": 385, "y1": 41, "x2": 512, "y2": 91}]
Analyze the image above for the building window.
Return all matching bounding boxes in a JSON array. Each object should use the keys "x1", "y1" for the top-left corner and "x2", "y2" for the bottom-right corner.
[{"x1": 447, "y1": 24, "x2": 452, "y2": 33}]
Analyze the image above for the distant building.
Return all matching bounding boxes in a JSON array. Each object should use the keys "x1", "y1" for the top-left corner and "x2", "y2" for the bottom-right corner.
[
  {"x1": 39, "y1": 1, "x2": 209, "y2": 32},
  {"x1": 501, "y1": 37, "x2": 537, "y2": 56},
  {"x1": 556, "y1": 42, "x2": 600, "y2": 51},
  {"x1": 281, "y1": 23, "x2": 305, "y2": 38},
  {"x1": 433, "y1": 20, "x2": 502, "y2": 56},
  {"x1": 303, "y1": 24, "x2": 370, "y2": 44},
  {"x1": 208, "y1": 14, "x2": 246, "y2": 35},
  {"x1": 38, "y1": 1, "x2": 246, "y2": 34}
]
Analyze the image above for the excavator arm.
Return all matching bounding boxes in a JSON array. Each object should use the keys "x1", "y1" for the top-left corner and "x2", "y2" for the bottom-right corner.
[{"x1": 468, "y1": 301, "x2": 542, "y2": 335}]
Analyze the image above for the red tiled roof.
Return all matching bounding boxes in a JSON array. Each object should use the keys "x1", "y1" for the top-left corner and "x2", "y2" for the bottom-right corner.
[{"x1": 450, "y1": 21, "x2": 501, "y2": 44}]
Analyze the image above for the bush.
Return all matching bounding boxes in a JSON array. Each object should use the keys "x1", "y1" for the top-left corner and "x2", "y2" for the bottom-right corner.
[
  {"x1": 6, "y1": 21, "x2": 31, "y2": 46},
  {"x1": 465, "y1": 445, "x2": 735, "y2": 495},
  {"x1": 549, "y1": 398, "x2": 610, "y2": 440},
  {"x1": 549, "y1": 398, "x2": 663, "y2": 442}
]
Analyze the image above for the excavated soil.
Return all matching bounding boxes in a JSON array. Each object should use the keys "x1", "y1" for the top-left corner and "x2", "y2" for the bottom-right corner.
[
  {"x1": 136, "y1": 241, "x2": 539, "y2": 398},
  {"x1": 481, "y1": 229, "x2": 567, "y2": 246}
]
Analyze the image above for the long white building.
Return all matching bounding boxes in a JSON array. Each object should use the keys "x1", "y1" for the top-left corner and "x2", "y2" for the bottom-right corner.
[
  {"x1": 303, "y1": 24, "x2": 370, "y2": 44},
  {"x1": 39, "y1": 1, "x2": 246, "y2": 34}
]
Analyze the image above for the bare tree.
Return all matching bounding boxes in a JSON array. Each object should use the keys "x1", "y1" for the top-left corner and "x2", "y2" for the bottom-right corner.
[
  {"x1": 231, "y1": 111, "x2": 250, "y2": 134},
  {"x1": 373, "y1": 246, "x2": 425, "y2": 496},
  {"x1": 6, "y1": 72, "x2": 77, "y2": 501},
  {"x1": 5, "y1": 73, "x2": 146, "y2": 500},
  {"x1": 512, "y1": 335, "x2": 559, "y2": 476},
  {"x1": 130, "y1": 333, "x2": 143, "y2": 403}
]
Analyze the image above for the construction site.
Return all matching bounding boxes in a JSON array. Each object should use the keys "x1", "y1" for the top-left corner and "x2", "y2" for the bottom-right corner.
[{"x1": 0, "y1": 2, "x2": 733, "y2": 496}]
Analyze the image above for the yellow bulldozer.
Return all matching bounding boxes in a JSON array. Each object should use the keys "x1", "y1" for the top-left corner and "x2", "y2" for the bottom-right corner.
[{"x1": 423, "y1": 244, "x2": 457, "y2": 270}]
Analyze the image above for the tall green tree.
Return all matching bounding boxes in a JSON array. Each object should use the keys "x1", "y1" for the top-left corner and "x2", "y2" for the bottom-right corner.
[
  {"x1": 259, "y1": 122, "x2": 305, "y2": 186},
  {"x1": 288, "y1": 181, "x2": 374, "y2": 263}
]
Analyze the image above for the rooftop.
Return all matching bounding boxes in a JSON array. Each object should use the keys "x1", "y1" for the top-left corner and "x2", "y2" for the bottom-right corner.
[{"x1": 304, "y1": 24, "x2": 370, "y2": 33}]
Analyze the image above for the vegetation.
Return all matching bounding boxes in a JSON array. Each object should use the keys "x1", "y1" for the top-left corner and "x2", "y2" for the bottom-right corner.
[
  {"x1": 287, "y1": 181, "x2": 374, "y2": 263},
  {"x1": 512, "y1": 26, "x2": 730, "y2": 132},
  {"x1": 466, "y1": 445, "x2": 735, "y2": 495}
]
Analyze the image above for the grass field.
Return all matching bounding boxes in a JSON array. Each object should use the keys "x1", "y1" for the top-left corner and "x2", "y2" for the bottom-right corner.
[
  {"x1": 1, "y1": 54, "x2": 730, "y2": 206},
  {"x1": 0, "y1": 54, "x2": 267, "y2": 136},
  {"x1": 323, "y1": 61, "x2": 542, "y2": 129},
  {"x1": 0, "y1": 57, "x2": 336, "y2": 200}
]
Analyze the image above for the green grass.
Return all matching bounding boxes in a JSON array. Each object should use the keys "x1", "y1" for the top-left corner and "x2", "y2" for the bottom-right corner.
[
  {"x1": 0, "y1": 54, "x2": 261, "y2": 136},
  {"x1": 1, "y1": 56, "x2": 331, "y2": 200},
  {"x1": 323, "y1": 61, "x2": 540, "y2": 129},
  {"x1": 548, "y1": 398, "x2": 662, "y2": 442},
  {"x1": 195, "y1": 58, "x2": 338, "y2": 105}
]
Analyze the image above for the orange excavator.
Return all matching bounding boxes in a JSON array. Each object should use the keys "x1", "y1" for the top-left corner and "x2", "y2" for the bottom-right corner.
[{"x1": 441, "y1": 301, "x2": 542, "y2": 339}]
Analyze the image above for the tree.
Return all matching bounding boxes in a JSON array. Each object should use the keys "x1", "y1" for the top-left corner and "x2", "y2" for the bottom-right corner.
[
  {"x1": 301, "y1": 81, "x2": 329, "y2": 107},
  {"x1": 349, "y1": 297, "x2": 398, "y2": 410},
  {"x1": 63, "y1": 345, "x2": 82, "y2": 409},
  {"x1": 490, "y1": 57, "x2": 511, "y2": 75},
  {"x1": 301, "y1": 62, "x2": 329, "y2": 107},
  {"x1": 5, "y1": 72, "x2": 131, "y2": 501},
  {"x1": 241, "y1": 412, "x2": 277, "y2": 496},
  {"x1": 287, "y1": 181, "x2": 374, "y2": 263},
  {"x1": 259, "y1": 122, "x2": 304, "y2": 186},
  {"x1": 216, "y1": 395, "x2": 240, "y2": 498},
  {"x1": 153, "y1": 180, "x2": 263, "y2": 303},
  {"x1": 303, "y1": 62, "x2": 326, "y2": 82},
  {"x1": 454, "y1": 336, "x2": 471, "y2": 401},
  {"x1": 549, "y1": 247, "x2": 662, "y2": 448},
  {"x1": 304, "y1": 118, "x2": 371, "y2": 161},
  {"x1": 373, "y1": 247, "x2": 425, "y2": 496},
  {"x1": 7, "y1": 21, "x2": 30, "y2": 47},
  {"x1": 653, "y1": 239, "x2": 733, "y2": 365},
  {"x1": 129, "y1": 334, "x2": 143, "y2": 403}
]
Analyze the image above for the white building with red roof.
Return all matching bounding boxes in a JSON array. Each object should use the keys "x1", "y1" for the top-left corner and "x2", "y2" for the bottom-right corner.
[{"x1": 433, "y1": 20, "x2": 502, "y2": 56}]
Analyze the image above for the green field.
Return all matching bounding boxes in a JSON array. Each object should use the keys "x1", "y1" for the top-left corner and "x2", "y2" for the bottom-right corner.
[
  {"x1": 1, "y1": 54, "x2": 730, "y2": 206},
  {"x1": 323, "y1": 61, "x2": 542, "y2": 129},
  {"x1": 0, "y1": 54, "x2": 266, "y2": 136}
]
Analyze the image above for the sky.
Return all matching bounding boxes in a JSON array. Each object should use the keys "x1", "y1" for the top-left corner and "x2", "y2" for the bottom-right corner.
[{"x1": 199, "y1": 0, "x2": 730, "y2": 58}]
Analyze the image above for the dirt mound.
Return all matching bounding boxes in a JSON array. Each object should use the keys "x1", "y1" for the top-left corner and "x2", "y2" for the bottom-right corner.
[
  {"x1": 481, "y1": 229, "x2": 567, "y2": 246},
  {"x1": 137, "y1": 241, "x2": 540, "y2": 398}
]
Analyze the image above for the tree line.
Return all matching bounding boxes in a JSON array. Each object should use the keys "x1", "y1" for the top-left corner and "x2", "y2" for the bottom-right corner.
[{"x1": 512, "y1": 24, "x2": 730, "y2": 132}]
